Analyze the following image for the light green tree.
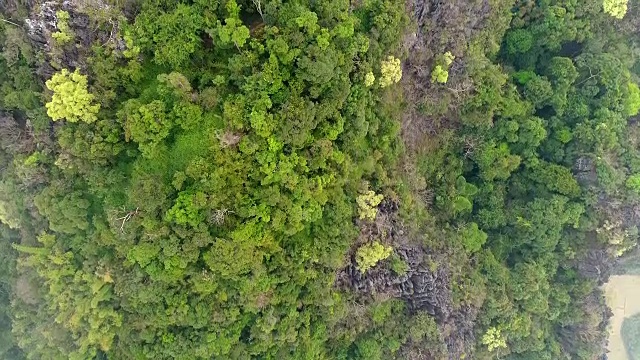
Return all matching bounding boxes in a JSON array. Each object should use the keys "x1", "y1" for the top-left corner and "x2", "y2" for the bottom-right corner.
[
  {"x1": 626, "y1": 82, "x2": 640, "y2": 116},
  {"x1": 432, "y1": 51, "x2": 455, "y2": 84},
  {"x1": 459, "y1": 222, "x2": 488, "y2": 253},
  {"x1": 482, "y1": 327, "x2": 507, "y2": 352},
  {"x1": 364, "y1": 71, "x2": 375, "y2": 87},
  {"x1": 379, "y1": 56, "x2": 402, "y2": 87},
  {"x1": 120, "y1": 99, "x2": 172, "y2": 157},
  {"x1": 626, "y1": 174, "x2": 640, "y2": 193},
  {"x1": 45, "y1": 69, "x2": 100, "y2": 123},
  {"x1": 603, "y1": 0, "x2": 628, "y2": 19},
  {"x1": 166, "y1": 191, "x2": 207, "y2": 226},
  {"x1": 431, "y1": 65, "x2": 449, "y2": 84},
  {"x1": 356, "y1": 241, "x2": 393, "y2": 273},
  {"x1": 218, "y1": 0, "x2": 250, "y2": 48},
  {"x1": 52, "y1": 11, "x2": 73, "y2": 45},
  {"x1": 122, "y1": 32, "x2": 140, "y2": 59},
  {"x1": 357, "y1": 191, "x2": 384, "y2": 221}
]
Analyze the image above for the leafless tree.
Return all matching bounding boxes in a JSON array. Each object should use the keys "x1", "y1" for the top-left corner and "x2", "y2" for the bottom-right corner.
[
  {"x1": 463, "y1": 136, "x2": 479, "y2": 158},
  {"x1": 114, "y1": 207, "x2": 140, "y2": 233},
  {"x1": 217, "y1": 130, "x2": 242, "y2": 148},
  {"x1": 0, "y1": 115, "x2": 35, "y2": 154},
  {"x1": 210, "y1": 208, "x2": 234, "y2": 225},
  {"x1": 252, "y1": 0, "x2": 264, "y2": 21}
]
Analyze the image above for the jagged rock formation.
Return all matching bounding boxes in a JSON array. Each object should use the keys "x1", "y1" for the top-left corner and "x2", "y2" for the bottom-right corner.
[
  {"x1": 574, "y1": 156, "x2": 599, "y2": 187},
  {"x1": 339, "y1": 245, "x2": 450, "y2": 316},
  {"x1": 23, "y1": 1, "x2": 120, "y2": 79},
  {"x1": 337, "y1": 199, "x2": 476, "y2": 359},
  {"x1": 401, "y1": 0, "x2": 499, "y2": 150},
  {"x1": 407, "y1": 0, "x2": 493, "y2": 57}
]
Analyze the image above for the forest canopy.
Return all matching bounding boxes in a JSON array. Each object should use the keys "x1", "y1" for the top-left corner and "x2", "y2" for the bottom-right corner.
[{"x1": 0, "y1": 0, "x2": 639, "y2": 359}]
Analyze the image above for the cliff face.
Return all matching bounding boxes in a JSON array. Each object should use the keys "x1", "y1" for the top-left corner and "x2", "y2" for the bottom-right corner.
[
  {"x1": 407, "y1": 0, "x2": 493, "y2": 56},
  {"x1": 337, "y1": 198, "x2": 477, "y2": 359},
  {"x1": 401, "y1": 0, "x2": 509, "y2": 151},
  {"x1": 19, "y1": 1, "x2": 122, "y2": 80}
]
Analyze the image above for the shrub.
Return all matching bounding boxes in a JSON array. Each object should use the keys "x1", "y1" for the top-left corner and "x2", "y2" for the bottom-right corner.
[
  {"x1": 356, "y1": 241, "x2": 393, "y2": 273},
  {"x1": 389, "y1": 253, "x2": 409, "y2": 275},
  {"x1": 52, "y1": 11, "x2": 73, "y2": 45}
]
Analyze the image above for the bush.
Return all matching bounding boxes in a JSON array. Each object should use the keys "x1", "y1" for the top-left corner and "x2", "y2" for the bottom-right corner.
[
  {"x1": 52, "y1": 11, "x2": 73, "y2": 44},
  {"x1": 389, "y1": 253, "x2": 409, "y2": 275},
  {"x1": 356, "y1": 242, "x2": 393, "y2": 273}
]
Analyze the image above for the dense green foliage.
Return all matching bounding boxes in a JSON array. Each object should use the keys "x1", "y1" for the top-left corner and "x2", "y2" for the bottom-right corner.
[
  {"x1": 1, "y1": 1, "x2": 415, "y2": 358},
  {"x1": 0, "y1": 0, "x2": 639, "y2": 359},
  {"x1": 407, "y1": 0, "x2": 640, "y2": 358}
]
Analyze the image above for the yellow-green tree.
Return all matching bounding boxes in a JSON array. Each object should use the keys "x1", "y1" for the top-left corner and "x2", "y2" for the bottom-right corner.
[
  {"x1": 45, "y1": 69, "x2": 100, "y2": 123},
  {"x1": 357, "y1": 191, "x2": 384, "y2": 221},
  {"x1": 432, "y1": 51, "x2": 455, "y2": 84},
  {"x1": 482, "y1": 327, "x2": 507, "y2": 352},
  {"x1": 364, "y1": 71, "x2": 375, "y2": 87},
  {"x1": 356, "y1": 241, "x2": 393, "y2": 273},
  {"x1": 52, "y1": 11, "x2": 73, "y2": 44},
  {"x1": 627, "y1": 82, "x2": 640, "y2": 116},
  {"x1": 603, "y1": 0, "x2": 628, "y2": 19},
  {"x1": 379, "y1": 56, "x2": 402, "y2": 88}
]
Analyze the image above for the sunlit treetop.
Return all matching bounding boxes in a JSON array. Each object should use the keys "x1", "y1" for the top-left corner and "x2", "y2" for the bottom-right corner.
[
  {"x1": 603, "y1": 0, "x2": 628, "y2": 19},
  {"x1": 45, "y1": 69, "x2": 100, "y2": 123},
  {"x1": 379, "y1": 56, "x2": 402, "y2": 88}
]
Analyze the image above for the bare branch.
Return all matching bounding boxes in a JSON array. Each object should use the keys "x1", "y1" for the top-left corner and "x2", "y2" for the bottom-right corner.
[
  {"x1": 1, "y1": 18, "x2": 21, "y2": 27},
  {"x1": 210, "y1": 208, "x2": 234, "y2": 225},
  {"x1": 115, "y1": 207, "x2": 140, "y2": 233},
  {"x1": 252, "y1": 0, "x2": 264, "y2": 21}
]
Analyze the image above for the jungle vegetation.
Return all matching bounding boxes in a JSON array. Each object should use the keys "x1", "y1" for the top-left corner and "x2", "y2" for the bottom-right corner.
[{"x1": 0, "y1": 0, "x2": 639, "y2": 359}]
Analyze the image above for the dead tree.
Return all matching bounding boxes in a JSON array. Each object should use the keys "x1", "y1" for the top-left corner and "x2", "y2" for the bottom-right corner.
[
  {"x1": 252, "y1": 0, "x2": 264, "y2": 21},
  {"x1": 114, "y1": 207, "x2": 140, "y2": 233}
]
